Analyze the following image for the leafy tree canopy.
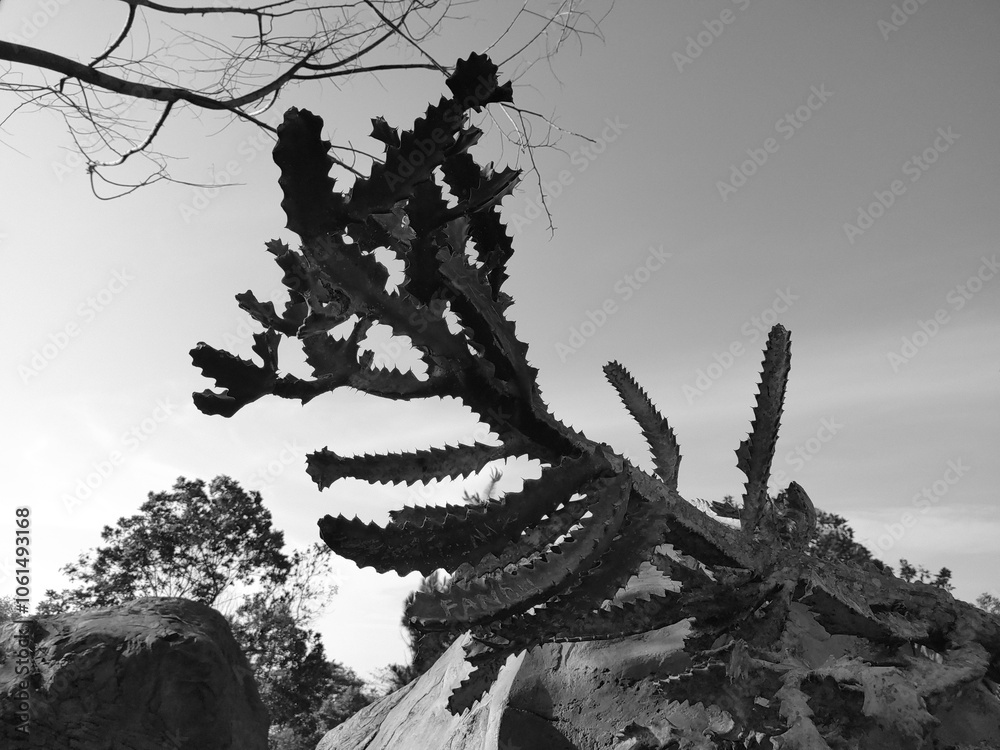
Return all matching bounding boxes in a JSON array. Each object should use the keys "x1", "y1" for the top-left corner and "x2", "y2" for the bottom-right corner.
[
  {"x1": 977, "y1": 592, "x2": 1000, "y2": 616},
  {"x1": 35, "y1": 475, "x2": 368, "y2": 746},
  {"x1": 0, "y1": 596, "x2": 18, "y2": 624},
  {"x1": 40, "y1": 475, "x2": 289, "y2": 612},
  {"x1": 809, "y1": 508, "x2": 890, "y2": 572},
  {"x1": 897, "y1": 559, "x2": 954, "y2": 591}
]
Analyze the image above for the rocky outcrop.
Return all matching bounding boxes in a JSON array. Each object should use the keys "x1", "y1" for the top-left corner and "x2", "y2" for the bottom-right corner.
[
  {"x1": 319, "y1": 609, "x2": 1000, "y2": 750},
  {"x1": 317, "y1": 622, "x2": 693, "y2": 750},
  {"x1": 0, "y1": 597, "x2": 268, "y2": 750}
]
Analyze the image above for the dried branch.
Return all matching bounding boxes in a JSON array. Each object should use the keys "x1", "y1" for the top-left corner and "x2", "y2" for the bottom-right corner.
[{"x1": 0, "y1": 0, "x2": 612, "y2": 198}]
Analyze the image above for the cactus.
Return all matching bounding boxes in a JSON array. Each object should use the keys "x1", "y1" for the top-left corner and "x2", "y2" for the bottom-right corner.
[{"x1": 193, "y1": 54, "x2": 1000, "y2": 742}]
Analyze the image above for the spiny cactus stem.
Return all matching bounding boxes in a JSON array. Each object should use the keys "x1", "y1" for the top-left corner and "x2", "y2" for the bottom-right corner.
[{"x1": 627, "y1": 468, "x2": 762, "y2": 571}]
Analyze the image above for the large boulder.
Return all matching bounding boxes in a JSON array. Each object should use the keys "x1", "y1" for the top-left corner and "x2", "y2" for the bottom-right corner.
[
  {"x1": 319, "y1": 608, "x2": 1000, "y2": 750},
  {"x1": 317, "y1": 621, "x2": 695, "y2": 750},
  {"x1": 0, "y1": 597, "x2": 268, "y2": 750}
]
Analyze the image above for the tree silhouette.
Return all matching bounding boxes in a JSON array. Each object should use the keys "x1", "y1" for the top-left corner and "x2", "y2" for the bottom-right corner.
[
  {"x1": 39, "y1": 475, "x2": 289, "y2": 610},
  {"x1": 35, "y1": 475, "x2": 358, "y2": 748}
]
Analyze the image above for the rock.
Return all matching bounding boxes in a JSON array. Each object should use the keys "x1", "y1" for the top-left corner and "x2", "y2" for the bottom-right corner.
[
  {"x1": 317, "y1": 620, "x2": 693, "y2": 750},
  {"x1": 319, "y1": 609, "x2": 1000, "y2": 750},
  {"x1": 0, "y1": 597, "x2": 268, "y2": 750},
  {"x1": 316, "y1": 630, "x2": 521, "y2": 750}
]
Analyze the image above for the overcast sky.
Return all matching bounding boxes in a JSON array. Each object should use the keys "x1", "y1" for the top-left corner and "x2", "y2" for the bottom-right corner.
[{"x1": 2, "y1": 1, "x2": 998, "y2": 680}]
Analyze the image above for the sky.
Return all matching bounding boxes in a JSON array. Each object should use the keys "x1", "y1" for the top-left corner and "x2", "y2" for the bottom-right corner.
[{"x1": 2, "y1": 1, "x2": 998, "y2": 682}]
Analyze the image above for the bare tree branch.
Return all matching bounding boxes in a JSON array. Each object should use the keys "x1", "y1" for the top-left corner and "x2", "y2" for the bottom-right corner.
[
  {"x1": 0, "y1": 40, "x2": 314, "y2": 109},
  {"x1": 0, "y1": 0, "x2": 613, "y2": 199}
]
